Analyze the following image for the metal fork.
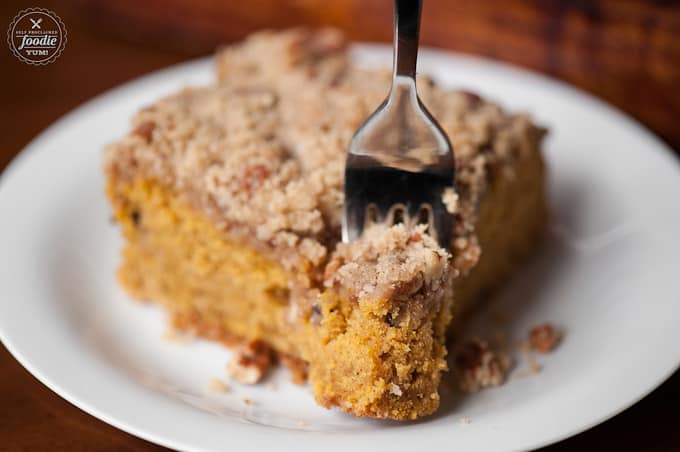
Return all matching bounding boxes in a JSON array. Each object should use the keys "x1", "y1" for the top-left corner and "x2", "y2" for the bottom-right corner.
[{"x1": 342, "y1": 0, "x2": 456, "y2": 248}]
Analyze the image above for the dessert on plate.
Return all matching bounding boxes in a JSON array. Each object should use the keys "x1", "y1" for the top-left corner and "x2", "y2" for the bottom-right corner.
[{"x1": 104, "y1": 28, "x2": 547, "y2": 420}]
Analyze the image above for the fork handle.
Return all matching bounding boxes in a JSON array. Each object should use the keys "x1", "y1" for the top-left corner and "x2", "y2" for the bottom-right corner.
[{"x1": 393, "y1": 0, "x2": 422, "y2": 79}]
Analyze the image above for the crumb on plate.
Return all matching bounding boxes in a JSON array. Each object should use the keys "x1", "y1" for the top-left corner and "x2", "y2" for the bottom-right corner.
[
  {"x1": 529, "y1": 323, "x2": 562, "y2": 353},
  {"x1": 227, "y1": 340, "x2": 272, "y2": 384},
  {"x1": 207, "y1": 378, "x2": 231, "y2": 393},
  {"x1": 455, "y1": 338, "x2": 512, "y2": 393}
]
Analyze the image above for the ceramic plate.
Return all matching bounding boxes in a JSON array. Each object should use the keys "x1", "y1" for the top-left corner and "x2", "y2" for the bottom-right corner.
[{"x1": 1, "y1": 45, "x2": 679, "y2": 452}]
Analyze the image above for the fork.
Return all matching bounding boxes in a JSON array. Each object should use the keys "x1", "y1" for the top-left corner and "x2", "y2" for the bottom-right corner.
[{"x1": 342, "y1": 0, "x2": 456, "y2": 248}]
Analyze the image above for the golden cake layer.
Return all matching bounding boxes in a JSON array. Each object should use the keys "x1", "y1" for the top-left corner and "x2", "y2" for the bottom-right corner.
[{"x1": 104, "y1": 28, "x2": 547, "y2": 420}]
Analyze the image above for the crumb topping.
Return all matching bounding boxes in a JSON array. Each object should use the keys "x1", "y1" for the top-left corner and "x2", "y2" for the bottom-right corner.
[
  {"x1": 528, "y1": 323, "x2": 562, "y2": 353},
  {"x1": 105, "y1": 28, "x2": 545, "y2": 285},
  {"x1": 226, "y1": 340, "x2": 272, "y2": 384},
  {"x1": 442, "y1": 187, "x2": 459, "y2": 214},
  {"x1": 454, "y1": 338, "x2": 512, "y2": 393},
  {"x1": 325, "y1": 224, "x2": 451, "y2": 301}
]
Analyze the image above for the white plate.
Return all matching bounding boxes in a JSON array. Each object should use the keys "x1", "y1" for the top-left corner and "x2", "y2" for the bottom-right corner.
[{"x1": 1, "y1": 44, "x2": 679, "y2": 452}]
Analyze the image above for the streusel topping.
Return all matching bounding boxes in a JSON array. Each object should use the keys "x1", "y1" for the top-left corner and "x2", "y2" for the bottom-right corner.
[
  {"x1": 105, "y1": 28, "x2": 544, "y2": 282},
  {"x1": 325, "y1": 224, "x2": 452, "y2": 301}
]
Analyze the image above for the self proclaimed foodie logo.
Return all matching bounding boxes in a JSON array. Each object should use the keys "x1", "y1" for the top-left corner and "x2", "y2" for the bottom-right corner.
[{"x1": 7, "y1": 8, "x2": 67, "y2": 65}]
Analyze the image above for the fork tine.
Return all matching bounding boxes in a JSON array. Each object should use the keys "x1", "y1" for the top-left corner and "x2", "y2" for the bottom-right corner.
[
  {"x1": 342, "y1": 196, "x2": 365, "y2": 243},
  {"x1": 386, "y1": 203, "x2": 408, "y2": 226},
  {"x1": 408, "y1": 203, "x2": 429, "y2": 230},
  {"x1": 430, "y1": 199, "x2": 453, "y2": 247}
]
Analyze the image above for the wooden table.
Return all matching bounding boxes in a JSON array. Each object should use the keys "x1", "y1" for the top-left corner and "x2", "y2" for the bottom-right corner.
[{"x1": 1, "y1": 1, "x2": 678, "y2": 450}]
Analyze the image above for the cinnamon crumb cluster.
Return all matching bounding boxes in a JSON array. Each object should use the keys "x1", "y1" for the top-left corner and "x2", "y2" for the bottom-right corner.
[
  {"x1": 226, "y1": 340, "x2": 273, "y2": 384},
  {"x1": 325, "y1": 224, "x2": 452, "y2": 302},
  {"x1": 454, "y1": 338, "x2": 512, "y2": 393},
  {"x1": 528, "y1": 323, "x2": 562, "y2": 353},
  {"x1": 452, "y1": 322, "x2": 564, "y2": 392}
]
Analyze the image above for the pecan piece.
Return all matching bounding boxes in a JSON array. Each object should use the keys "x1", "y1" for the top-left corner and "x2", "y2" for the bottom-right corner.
[
  {"x1": 240, "y1": 164, "x2": 271, "y2": 192},
  {"x1": 226, "y1": 340, "x2": 272, "y2": 384},
  {"x1": 529, "y1": 323, "x2": 562, "y2": 353},
  {"x1": 132, "y1": 121, "x2": 155, "y2": 143},
  {"x1": 455, "y1": 338, "x2": 511, "y2": 393}
]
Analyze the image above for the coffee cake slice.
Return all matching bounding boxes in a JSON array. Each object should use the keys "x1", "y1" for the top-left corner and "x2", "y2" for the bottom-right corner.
[{"x1": 104, "y1": 28, "x2": 547, "y2": 420}]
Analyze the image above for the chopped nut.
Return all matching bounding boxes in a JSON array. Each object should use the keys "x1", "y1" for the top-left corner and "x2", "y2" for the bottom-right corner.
[
  {"x1": 529, "y1": 323, "x2": 562, "y2": 353},
  {"x1": 132, "y1": 121, "x2": 155, "y2": 143},
  {"x1": 408, "y1": 230, "x2": 423, "y2": 243},
  {"x1": 455, "y1": 338, "x2": 512, "y2": 393},
  {"x1": 227, "y1": 340, "x2": 272, "y2": 384},
  {"x1": 207, "y1": 378, "x2": 230, "y2": 393},
  {"x1": 240, "y1": 164, "x2": 271, "y2": 192}
]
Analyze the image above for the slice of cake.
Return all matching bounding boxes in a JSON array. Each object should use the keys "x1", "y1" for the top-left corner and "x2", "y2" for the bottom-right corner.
[{"x1": 104, "y1": 28, "x2": 547, "y2": 420}]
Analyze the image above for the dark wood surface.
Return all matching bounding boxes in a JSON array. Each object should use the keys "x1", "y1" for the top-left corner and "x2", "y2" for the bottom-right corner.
[{"x1": 1, "y1": 0, "x2": 678, "y2": 450}]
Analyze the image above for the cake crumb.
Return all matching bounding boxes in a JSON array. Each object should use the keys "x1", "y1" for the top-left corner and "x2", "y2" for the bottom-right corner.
[
  {"x1": 207, "y1": 378, "x2": 230, "y2": 393},
  {"x1": 243, "y1": 398, "x2": 254, "y2": 405},
  {"x1": 161, "y1": 327, "x2": 194, "y2": 344},
  {"x1": 227, "y1": 340, "x2": 272, "y2": 384},
  {"x1": 442, "y1": 187, "x2": 459, "y2": 214},
  {"x1": 296, "y1": 420, "x2": 307, "y2": 428},
  {"x1": 460, "y1": 417, "x2": 472, "y2": 425},
  {"x1": 529, "y1": 323, "x2": 562, "y2": 353},
  {"x1": 389, "y1": 383, "x2": 403, "y2": 396},
  {"x1": 455, "y1": 338, "x2": 512, "y2": 393}
]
